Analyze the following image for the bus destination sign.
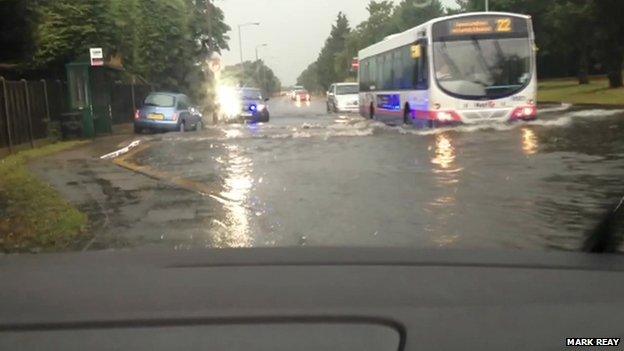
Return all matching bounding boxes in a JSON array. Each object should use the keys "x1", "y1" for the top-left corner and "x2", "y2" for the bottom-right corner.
[{"x1": 433, "y1": 16, "x2": 528, "y2": 41}]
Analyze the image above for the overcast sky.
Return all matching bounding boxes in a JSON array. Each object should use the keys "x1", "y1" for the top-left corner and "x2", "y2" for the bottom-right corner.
[{"x1": 216, "y1": 0, "x2": 458, "y2": 85}]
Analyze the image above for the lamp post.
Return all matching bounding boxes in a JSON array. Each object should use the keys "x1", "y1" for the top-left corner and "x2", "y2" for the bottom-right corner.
[
  {"x1": 485, "y1": 0, "x2": 489, "y2": 11},
  {"x1": 238, "y1": 22, "x2": 260, "y2": 64},
  {"x1": 255, "y1": 43, "x2": 268, "y2": 61}
]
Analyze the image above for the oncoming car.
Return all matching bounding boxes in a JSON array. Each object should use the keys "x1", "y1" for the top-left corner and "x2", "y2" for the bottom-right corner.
[
  {"x1": 327, "y1": 83, "x2": 359, "y2": 113},
  {"x1": 134, "y1": 92, "x2": 203, "y2": 133},
  {"x1": 292, "y1": 89, "x2": 311, "y2": 102},
  {"x1": 218, "y1": 87, "x2": 270, "y2": 123}
]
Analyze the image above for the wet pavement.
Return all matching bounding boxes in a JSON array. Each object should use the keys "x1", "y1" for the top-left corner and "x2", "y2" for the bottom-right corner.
[{"x1": 34, "y1": 97, "x2": 624, "y2": 251}]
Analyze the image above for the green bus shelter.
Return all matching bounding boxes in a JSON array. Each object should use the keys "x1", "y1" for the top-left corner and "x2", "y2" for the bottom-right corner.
[{"x1": 65, "y1": 60, "x2": 119, "y2": 137}]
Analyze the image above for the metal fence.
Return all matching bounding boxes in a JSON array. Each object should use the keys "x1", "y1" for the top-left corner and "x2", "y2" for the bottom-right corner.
[
  {"x1": 0, "y1": 75, "x2": 150, "y2": 152},
  {"x1": 0, "y1": 77, "x2": 67, "y2": 151}
]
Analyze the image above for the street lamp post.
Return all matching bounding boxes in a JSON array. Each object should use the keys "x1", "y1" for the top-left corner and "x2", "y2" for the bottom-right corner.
[
  {"x1": 255, "y1": 43, "x2": 268, "y2": 61},
  {"x1": 238, "y1": 22, "x2": 260, "y2": 64},
  {"x1": 485, "y1": 0, "x2": 489, "y2": 11}
]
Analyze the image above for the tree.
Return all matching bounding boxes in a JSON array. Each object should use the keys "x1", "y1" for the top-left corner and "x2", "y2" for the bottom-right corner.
[
  {"x1": 390, "y1": 0, "x2": 445, "y2": 33},
  {"x1": 296, "y1": 62, "x2": 321, "y2": 92},
  {"x1": 298, "y1": 0, "x2": 446, "y2": 89},
  {"x1": 592, "y1": 0, "x2": 624, "y2": 88},
  {"x1": 314, "y1": 12, "x2": 351, "y2": 90},
  {"x1": 25, "y1": 0, "x2": 230, "y2": 99},
  {"x1": 221, "y1": 60, "x2": 282, "y2": 97}
]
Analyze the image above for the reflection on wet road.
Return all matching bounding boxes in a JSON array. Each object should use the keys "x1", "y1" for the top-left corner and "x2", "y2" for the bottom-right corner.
[{"x1": 128, "y1": 97, "x2": 624, "y2": 251}]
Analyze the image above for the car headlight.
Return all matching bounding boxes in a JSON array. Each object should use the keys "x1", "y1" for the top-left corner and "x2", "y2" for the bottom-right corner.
[
  {"x1": 257, "y1": 104, "x2": 265, "y2": 111},
  {"x1": 217, "y1": 86, "x2": 242, "y2": 117}
]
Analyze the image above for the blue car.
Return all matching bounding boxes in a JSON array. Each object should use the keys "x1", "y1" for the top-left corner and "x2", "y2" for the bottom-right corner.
[
  {"x1": 220, "y1": 87, "x2": 270, "y2": 123},
  {"x1": 134, "y1": 92, "x2": 203, "y2": 133}
]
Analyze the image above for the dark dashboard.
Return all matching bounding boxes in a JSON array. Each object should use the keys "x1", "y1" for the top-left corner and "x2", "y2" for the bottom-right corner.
[{"x1": 1, "y1": 248, "x2": 623, "y2": 350}]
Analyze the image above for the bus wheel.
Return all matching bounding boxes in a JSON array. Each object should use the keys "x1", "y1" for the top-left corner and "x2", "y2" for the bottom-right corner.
[{"x1": 369, "y1": 104, "x2": 375, "y2": 120}]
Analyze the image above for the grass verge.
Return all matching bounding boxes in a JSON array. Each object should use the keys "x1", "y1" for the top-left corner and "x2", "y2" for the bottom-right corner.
[
  {"x1": 0, "y1": 141, "x2": 89, "y2": 253},
  {"x1": 538, "y1": 77, "x2": 624, "y2": 105}
]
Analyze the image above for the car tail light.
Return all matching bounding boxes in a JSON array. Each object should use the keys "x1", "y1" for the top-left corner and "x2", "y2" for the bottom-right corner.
[
  {"x1": 134, "y1": 110, "x2": 140, "y2": 120},
  {"x1": 172, "y1": 112, "x2": 179, "y2": 121},
  {"x1": 511, "y1": 105, "x2": 537, "y2": 120}
]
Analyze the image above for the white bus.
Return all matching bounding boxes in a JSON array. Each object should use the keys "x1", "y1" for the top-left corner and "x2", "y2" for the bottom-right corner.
[{"x1": 358, "y1": 12, "x2": 537, "y2": 127}]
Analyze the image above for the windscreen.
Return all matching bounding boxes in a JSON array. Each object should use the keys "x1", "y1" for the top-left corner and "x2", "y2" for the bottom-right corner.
[
  {"x1": 3, "y1": 3, "x2": 624, "y2": 258},
  {"x1": 336, "y1": 85, "x2": 359, "y2": 95},
  {"x1": 144, "y1": 94, "x2": 176, "y2": 107},
  {"x1": 240, "y1": 89, "x2": 263, "y2": 100},
  {"x1": 432, "y1": 16, "x2": 532, "y2": 99}
]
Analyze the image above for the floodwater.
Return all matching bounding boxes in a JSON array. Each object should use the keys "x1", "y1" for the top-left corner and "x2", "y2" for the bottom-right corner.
[{"x1": 123, "y1": 97, "x2": 624, "y2": 251}]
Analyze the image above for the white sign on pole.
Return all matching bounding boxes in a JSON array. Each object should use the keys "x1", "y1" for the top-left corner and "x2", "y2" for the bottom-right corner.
[{"x1": 90, "y1": 48, "x2": 104, "y2": 66}]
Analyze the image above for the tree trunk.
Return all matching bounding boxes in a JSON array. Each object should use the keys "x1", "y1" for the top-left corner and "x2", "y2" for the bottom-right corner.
[
  {"x1": 577, "y1": 50, "x2": 590, "y2": 85},
  {"x1": 578, "y1": 69, "x2": 590, "y2": 85},
  {"x1": 606, "y1": 50, "x2": 623, "y2": 88},
  {"x1": 607, "y1": 66, "x2": 623, "y2": 88}
]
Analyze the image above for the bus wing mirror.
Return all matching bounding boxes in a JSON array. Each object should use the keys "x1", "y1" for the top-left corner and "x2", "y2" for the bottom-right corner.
[{"x1": 411, "y1": 44, "x2": 422, "y2": 59}]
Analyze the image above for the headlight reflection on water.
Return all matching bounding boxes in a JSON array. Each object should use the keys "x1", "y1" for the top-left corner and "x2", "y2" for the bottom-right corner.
[
  {"x1": 521, "y1": 128, "x2": 538, "y2": 155},
  {"x1": 209, "y1": 144, "x2": 254, "y2": 248}
]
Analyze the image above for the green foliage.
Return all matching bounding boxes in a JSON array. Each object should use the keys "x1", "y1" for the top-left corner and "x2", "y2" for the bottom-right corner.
[
  {"x1": 456, "y1": 0, "x2": 624, "y2": 87},
  {"x1": 221, "y1": 60, "x2": 282, "y2": 96},
  {"x1": 1, "y1": 0, "x2": 230, "y2": 99},
  {"x1": 297, "y1": 62, "x2": 321, "y2": 92},
  {"x1": 298, "y1": 0, "x2": 445, "y2": 92}
]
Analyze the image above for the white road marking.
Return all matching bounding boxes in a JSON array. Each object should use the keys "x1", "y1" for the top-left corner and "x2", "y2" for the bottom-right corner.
[{"x1": 100, "y1": 140, "x2": 142, "y2": 160}]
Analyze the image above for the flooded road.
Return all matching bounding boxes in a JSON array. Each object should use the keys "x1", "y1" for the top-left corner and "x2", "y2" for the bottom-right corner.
[{"x1": 117, "y1": 97, "x2": 624, "y2": 251}]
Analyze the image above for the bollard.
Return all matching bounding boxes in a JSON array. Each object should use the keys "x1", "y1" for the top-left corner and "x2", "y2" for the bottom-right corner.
[
  {"x1": 22, "y1": 79, "x2": 35, "y2": 148},
  {"x1": 1, "y1": 77, "x2": 13, "y2": 153}
]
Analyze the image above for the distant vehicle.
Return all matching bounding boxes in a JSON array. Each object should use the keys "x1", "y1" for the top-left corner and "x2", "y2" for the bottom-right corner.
[
  {"x1": 326, "y1": 83, "x2": 359, "y2": 113},
  {"x1": 134, "y1": 92, "x2": 203, "y2": 133},
  {"x1": 292, "y1": 89, "x2": 311, "y2": 102},
  {"x1": 289, "y1": 85, "x2": 304, "y2": 99},
  {"x1": 358, "y1": 12, "x2": 537, "y2": 127},
  {"x1": 218, "y1": 87, "x2": 270, "y2": 123}
]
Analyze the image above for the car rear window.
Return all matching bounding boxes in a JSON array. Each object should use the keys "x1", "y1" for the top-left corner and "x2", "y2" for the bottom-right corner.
[
  {"x1": 144, "y1": 94, "x2": 175, "y2": 107},
  {"x1": 336, "y1": 85, "x2": 358, "y2": 95}
]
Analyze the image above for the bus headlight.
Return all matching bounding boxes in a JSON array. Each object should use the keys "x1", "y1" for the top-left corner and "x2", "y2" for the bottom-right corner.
[{"x1": 436, "y1": 111, "x2": 454, "y2": 122}]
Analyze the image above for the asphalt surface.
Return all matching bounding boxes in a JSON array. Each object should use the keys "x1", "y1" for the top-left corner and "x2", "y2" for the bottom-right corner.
[{"x1": 33, "y1": 96, "x2": 624, "y2": 251}]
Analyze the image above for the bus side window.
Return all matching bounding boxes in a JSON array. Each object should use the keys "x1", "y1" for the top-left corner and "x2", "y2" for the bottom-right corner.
[
  {"x1": 376, "y1": 56, "x2": 383, "y2": 91},
  {"x1": 414, "y1": 42, "x2": 429, "y2": 90},
  {"x1": 393, "y1": 48, "x2": 402, "y2": 90},
  {"x1": 384, "y1": 53, "x2": 393, "y2": 90},
  {"x1": 402, "y1": 45, "x2": 415, "y2": 90},
  {"x1": 369, "y1": 57, "x2": 377, "y2": 90}
]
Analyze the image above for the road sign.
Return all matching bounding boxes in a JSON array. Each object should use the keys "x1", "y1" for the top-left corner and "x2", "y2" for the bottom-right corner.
[
  {"x1": 90, "y1": 48, "x2": 104, "y2": 67},
  {"x1": 351, "y1": 58, "x2": 359, "y2": 70},
  {"x1": 209, "y1": 52, "x2": 222, "y2": 73}
]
